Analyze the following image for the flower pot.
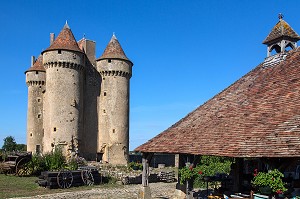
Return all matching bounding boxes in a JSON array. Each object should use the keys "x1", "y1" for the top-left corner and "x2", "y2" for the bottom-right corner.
[{"x1": 259, "y1": 186, "x2": 272, "y2": 195}]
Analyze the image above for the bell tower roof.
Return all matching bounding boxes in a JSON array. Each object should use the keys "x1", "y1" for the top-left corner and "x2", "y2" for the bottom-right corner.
[
  {"x1": 42, "y1": 22, "x2": 83, "y2": 54},
  {"x1": 96, "y1": 33, "x2": 132, "y2": 65},
  {"x1": 263, "y1": 14, "x2": 300, "y2": 57},
  {"x1": 263, "y1": 14, "x2": 300, "y2": 44}
]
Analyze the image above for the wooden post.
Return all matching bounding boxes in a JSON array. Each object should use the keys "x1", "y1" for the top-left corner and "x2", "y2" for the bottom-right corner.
[
  {"x1": 138, "y1": 152, "x2": 153, "y2": 199},
  {"x1": 233, "y1": 158, "x2": 243, "y2": 192}
]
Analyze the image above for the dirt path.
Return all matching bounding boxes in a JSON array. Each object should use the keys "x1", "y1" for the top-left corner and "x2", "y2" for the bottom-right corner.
[{"x1": 11, "y1": 182, "x2": 178, "y2": 199}]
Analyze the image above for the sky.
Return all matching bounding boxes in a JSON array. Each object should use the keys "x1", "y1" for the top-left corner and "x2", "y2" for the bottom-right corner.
[{"x1": 0, "y1": 0, "x2": 299, "y2": 151}]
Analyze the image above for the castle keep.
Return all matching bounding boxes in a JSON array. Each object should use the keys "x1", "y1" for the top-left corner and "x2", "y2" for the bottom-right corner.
[{"x1": 25, "y1": 23, "x2": 133, "y2": 165}]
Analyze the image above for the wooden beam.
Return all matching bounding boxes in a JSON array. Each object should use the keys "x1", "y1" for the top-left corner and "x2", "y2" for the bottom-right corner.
[{"x1": 141, "y1": 152, "x2": 153, "y2": 187}]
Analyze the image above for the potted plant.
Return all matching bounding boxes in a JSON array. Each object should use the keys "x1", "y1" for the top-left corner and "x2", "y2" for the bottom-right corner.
[{"x1": 251, "y1": 169, "x2": 287, "y2": 195}]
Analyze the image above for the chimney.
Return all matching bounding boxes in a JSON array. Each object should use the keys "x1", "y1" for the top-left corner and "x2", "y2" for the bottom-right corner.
[
  {"x1": 50, "y1": 33, "x2": 55, "y2": 45},
  {"x1": 31, "y1": 56, "x2": 35, "y2": 66}
]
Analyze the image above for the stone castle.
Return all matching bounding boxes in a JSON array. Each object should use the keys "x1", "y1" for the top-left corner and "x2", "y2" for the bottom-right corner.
[{"x1": 25, "y1": 22, "x2": 133, "y2": 165}]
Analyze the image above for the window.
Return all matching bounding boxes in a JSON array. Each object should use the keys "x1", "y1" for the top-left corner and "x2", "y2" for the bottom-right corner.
[
  {"x1": 58, "y1": 50, "x2": 61, "y2": 54},
  {"x1": 36, "y1": 145, "x2": 41, "y2": 154},
  {"x1": 112, "y1": 129, "x2": 115, "y2": 133},
  {"x1": 38, "y1": 114, "x2": 41, "y2": 119},
  {"x1": 53, "y1": 127, "x2": 56, "y2": 132},
  {"x1": 108, "y1": 59, "x2": 111, "y2": 63},
  {"x1": 36, "y1": 71, "x2": 39, "y2": 74},
  {"x1": 104, "y1": 92, "x2": 107, "y2": 96}
]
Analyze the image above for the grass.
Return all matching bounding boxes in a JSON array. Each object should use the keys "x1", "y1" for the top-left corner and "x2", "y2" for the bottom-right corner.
[{"x1": 0, "y1": 174, "x2": 121, "y2": 199}]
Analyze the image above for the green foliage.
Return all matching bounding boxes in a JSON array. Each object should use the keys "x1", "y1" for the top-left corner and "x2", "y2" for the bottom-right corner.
[
  {"x1": 16, "y1": 144, "x2": 27, "y2": 151},
  {"x1": 67, "y1": 156, "x2": 87, "y2": 170},
  {"x1": 43, "y1": 148, "x2": 65, "y2": 171},
  {"x1": 128, "y1": 161, "x2": 143, "y2": 170},
  {"x1": 178, "y1": 165, "x2": 198, "y2": 184},
  {"x1": 2, "y1": 136, "x2": 17, "y2": 152},
  {"x1": 178, "y1": 156, "x2": 233, "y2": 188},
  {"x1": 252, "y1": 169, "x2": 287, "y2": 193}
]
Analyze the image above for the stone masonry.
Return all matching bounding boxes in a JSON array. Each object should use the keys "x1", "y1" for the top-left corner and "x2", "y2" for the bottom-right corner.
[{"x1": 25, "y1": 22, "x2": 133, "y2": 165}]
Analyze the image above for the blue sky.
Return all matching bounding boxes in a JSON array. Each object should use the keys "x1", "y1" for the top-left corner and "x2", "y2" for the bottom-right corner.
[{"x1": 0, "y1": 0, "x2": 299, "y2": 150}]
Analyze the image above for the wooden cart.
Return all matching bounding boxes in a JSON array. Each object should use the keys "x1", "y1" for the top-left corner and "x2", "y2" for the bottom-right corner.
[
  {"x1": 37, "y1": 166, "x2": 101, "y2": 189},
  {"x1": 0, "y1": 152, "x2": 32, "y2": 176}
]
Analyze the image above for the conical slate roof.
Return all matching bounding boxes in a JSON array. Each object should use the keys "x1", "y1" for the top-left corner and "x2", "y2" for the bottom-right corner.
[
  {"x1": 42, "y1": 22, "x2": 83, "y2": 54},
  {"x1": 97, "y1": 34, "x2": 132, "y2": 64},
  {"x1": 25, "y1": 55, "x2": 45, "y2": 73},
  {"x1": 135, "y1": 48, "x2": 300, "y2": 158},
  {"x1": 263, "y1": 17, "x2": 300, "y2": 44}
]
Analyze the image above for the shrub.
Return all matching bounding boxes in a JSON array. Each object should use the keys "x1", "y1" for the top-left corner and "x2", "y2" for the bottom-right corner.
[
  {"x1": 179, "y1": 156, "x2": 233, "y2": 188},
  {"x1": 252, "y1": 169, "x2": 287, "y2": 193},
  {"x1": 43, "y1": 148, "x2": 65, "y2": 171},
  {"x1": 128, "y1": 161, "x2": 143, "y2": 170}
]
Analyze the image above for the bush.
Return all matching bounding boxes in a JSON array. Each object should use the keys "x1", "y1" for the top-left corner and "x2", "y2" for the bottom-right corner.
[
  {"x1": 128, "y1": 161, "x2": 143, "y2": 170},
  {"x1": 67, "y1": 156, "x2": 87, "y2": 170},
  {"x1": 252, "y1": 169, "x2": 287, "y2": 193},
  {"x1": 179, "y1": 156, "x2": 233, "y2": 188},
  {"x1": 43, "y1": 148, "x2": 65, "y2": 171}
]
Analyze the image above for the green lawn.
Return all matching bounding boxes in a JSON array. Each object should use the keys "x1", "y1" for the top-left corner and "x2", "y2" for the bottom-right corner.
[{"x1": 0, "y1": 174, "x2": 120, "y2": 199}]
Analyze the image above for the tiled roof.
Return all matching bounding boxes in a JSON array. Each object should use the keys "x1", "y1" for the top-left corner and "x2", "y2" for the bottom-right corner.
[
  {"x1": 135, "y1": 48, "x2": 300, "y2": 157},
  {"x1": 96, "y1": 34, "x2": 132, "y2": 64},
  {"x1": 25, "y1": 55, "x2": 45, "y2": 73},
  {"x1": 263, "y1": 19, "x2": 300, "y2": 44},
  {"x1": 42, "y1": 23, "x2": 83, "y2": 53}
]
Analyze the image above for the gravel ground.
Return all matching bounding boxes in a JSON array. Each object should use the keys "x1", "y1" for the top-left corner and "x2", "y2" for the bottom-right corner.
[{"x1": 11, "y1": 182, "x2": 178, "y2": 199}]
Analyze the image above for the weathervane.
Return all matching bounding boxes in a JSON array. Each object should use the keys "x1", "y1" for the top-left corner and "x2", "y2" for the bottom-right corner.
[{"x1": 278, "y1": 13, "x2": 284, "y2": 20}]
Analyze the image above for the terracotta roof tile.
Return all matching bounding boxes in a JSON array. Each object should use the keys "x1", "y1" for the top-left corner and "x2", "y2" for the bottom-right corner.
[
  {"x1": 135, "y1": 48, "x2": 300, "y2": 157},
  {"x1": 263, "y1": 19, "x2": 300, "y2": 44},
  {"x1": 97, "y1": 34, "x2": 132, "y2": 64},
  {"x1": 25, "y1": 55, "x2": 45, "y2": 73},
  {"x1": 42, "y1": 23, "x2": 83, "y2": 54}
]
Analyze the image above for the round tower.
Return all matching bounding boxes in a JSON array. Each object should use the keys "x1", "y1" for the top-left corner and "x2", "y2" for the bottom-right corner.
[
  {"x1": 96, "y1": 34, "x2": 133, "y2": 165},
  {"x1": 25, "y1": 55, "x2": 46, "y2": 154},
  {"x1": 42, "y1": 23, "x2": 85, "y2": 157}
]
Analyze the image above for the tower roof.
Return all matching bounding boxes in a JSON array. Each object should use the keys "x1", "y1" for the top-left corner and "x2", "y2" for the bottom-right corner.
[
  {"x1": 42, "y1": 22, "x2": 83, "y2": 54},
  {"x1": 97, "y1": 34, "x2": 132, "y2": 64},
  {"x1": 25, "y1": 55, "x2": 45, "y2": 73},
  {"x1": 263, "y1": 15, "x2": 300, "y2": 44}
]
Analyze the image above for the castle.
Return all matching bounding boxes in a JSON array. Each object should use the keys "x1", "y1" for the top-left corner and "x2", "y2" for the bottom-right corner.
[{"x1": 25, "y1": 22, "x2": 133, "y2": 165}]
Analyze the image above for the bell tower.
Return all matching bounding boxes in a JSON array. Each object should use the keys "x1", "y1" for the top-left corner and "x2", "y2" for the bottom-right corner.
[{"x1": 263, "y1": 14, "x2": 300, "y2": 57}]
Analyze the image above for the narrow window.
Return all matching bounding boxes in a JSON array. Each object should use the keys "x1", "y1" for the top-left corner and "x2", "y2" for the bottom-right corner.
[
  {"x1": 37, "y1": 98, "x2": 41, "y2": 103},
  {"x1": 58, "y1": 50, "x2": 61, "y2": 54},
  {"x1": 53, "y1": 127, "x2": 56, "y2": 132},
  {"x1": 113, "y1": 129, "x2": 115, "y2": 133},
  {"x1": 36, "y1": 145, "x2": 41, "y2": 154},
  {"x1": 38, "y1": 114, "x2": 41, "y2": 119},
  {"x1": 104, "y1": 92, "x2": 107, "y2": 96},
  {"x1": 103, "y1": 109, "x2": 106, "y2": 113},
  {"x1": 108, "y1": 59, "x2": 111, "y2": 63},
  {"x1": 30, "y1": 133, "x2": 33, "y2": 137},
  {"x1": 36, "y1": 71, "x2": 39, "y2": 74}
]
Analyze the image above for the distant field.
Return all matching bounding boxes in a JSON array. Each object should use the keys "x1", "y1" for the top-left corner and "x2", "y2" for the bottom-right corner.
[{"x1": 0, "y1": 174, "x2": 118, "y2": 199}]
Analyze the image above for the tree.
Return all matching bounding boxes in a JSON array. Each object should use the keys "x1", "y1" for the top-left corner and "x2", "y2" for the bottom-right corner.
[
  {"x1": 2, "y1": 136, "x2": 17, "y2": 152},
  {"x1": 16, "y1": 144, "x2": 27, "y2": 151}
]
